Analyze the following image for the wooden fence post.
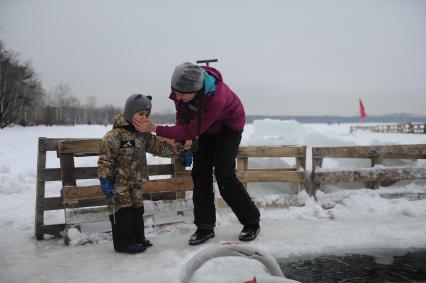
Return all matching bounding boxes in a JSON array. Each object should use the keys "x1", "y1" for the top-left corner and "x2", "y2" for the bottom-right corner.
[
  {"x1": 310, "y1": 156, "x2": 323, "y2": 197},
  {"x1": 369, "y1": 156, "x2": 382, "y2": 189},
  {"x1": 173, "y1": 159, "x2": 187, "y2": 199},
  {"x1": 59, "y1": 153, "x2": 77, "y2": 187},
  {"x1": 296, "y1": 146, "x2": 307, "y2": 192},
  {"x1": 34, "y1": 138, "x2": 47, "y2": 240},
  {"x1": 58, "y1": 150, "x2": 77, "y2": 244}
]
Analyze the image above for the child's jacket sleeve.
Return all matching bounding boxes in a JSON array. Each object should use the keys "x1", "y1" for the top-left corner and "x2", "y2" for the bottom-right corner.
[
  {"x1": 144, "y1": 133, "x2": 177, "y2": 158},
  {"x1": 97, "y1": 131, "x2": 121, "y2": 182}
]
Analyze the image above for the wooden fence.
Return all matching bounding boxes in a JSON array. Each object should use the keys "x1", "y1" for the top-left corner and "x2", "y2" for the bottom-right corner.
[
  {"x1": 350, "y1": 123, "x2": 426, "y2": 134},
  {"x1": 35, "y1": 138, "x2": 306, "y2": 241},
  {"x1": 310, "y1": 144, "x2": 426, "y2": 197}
]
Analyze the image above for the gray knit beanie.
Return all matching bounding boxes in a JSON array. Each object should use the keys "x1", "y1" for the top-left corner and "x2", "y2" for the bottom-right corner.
[
  {"x1": 123, "y1": 94, "x2": 152, "y2": 122},
  {"x1": 171, "y1": 62, "x2": 204, "y2": 93}
]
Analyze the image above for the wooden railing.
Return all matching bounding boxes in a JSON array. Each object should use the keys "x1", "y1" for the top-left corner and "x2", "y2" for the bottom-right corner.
[
  {"x1": 236, "y1": 146, "x2": 306, "y2": 191},
  {"x1": 34, "y1": 138, "x2": 307, "y2": 241},
  {"x1": 350, "y1": 123, "x2": 426, "y2": 134},
  {"x1": 35, "y1": 138, "x2": 426, "y2": 241},
  {"x1": 310, "y1": 144, "x2": 426, "y2": 197}
]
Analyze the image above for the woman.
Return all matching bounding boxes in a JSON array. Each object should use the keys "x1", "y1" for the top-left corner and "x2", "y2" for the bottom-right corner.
[{"x1": 133, "y1": 62, "x2": 260, "y2": 245}]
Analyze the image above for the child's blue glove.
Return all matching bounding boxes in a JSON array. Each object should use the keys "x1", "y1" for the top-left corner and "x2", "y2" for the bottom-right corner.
[
  {"x1": 179, "y1": 149, "x2": 193, "y2": 167},
  {"x1": 100, "y1": 179, "x2": 116, "y2": 198}
]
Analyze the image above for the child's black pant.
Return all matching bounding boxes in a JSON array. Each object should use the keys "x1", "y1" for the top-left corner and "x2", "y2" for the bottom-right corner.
[
  {"x1": 191, "y1": 127, "x2": 260, "y2": 229},
  {"x1": 109, "y1": 206, "x2": 145, "y2": 251}
]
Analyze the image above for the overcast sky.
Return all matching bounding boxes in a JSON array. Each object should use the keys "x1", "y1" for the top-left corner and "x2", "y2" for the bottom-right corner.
[{"x1": 1, "y1": 0, "x2": 425, "y2": 115}]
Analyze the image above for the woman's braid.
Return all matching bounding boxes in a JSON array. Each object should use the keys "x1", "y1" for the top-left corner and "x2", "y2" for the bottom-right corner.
[{"x1": 190, "y1": 89, "x2": 205, "y2": 152}]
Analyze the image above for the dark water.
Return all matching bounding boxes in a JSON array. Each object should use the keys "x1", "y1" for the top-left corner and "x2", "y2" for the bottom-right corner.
[{"x1": 278, "y1": 249, "x2": 426, "y2": 283}]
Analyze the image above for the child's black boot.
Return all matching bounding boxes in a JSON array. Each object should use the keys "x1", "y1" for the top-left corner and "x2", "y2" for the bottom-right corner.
[
  {"x1": 138, "y1": 238, "x2": 153, "y2": 248},
  {"x1": 116, "y1": 243, "x2": 146, "y2": 254}
]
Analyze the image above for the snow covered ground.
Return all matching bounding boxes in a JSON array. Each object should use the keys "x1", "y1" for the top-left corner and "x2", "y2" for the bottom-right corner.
[{"x1": 1, "y1": 120, "x2": 426, "y2": 283}]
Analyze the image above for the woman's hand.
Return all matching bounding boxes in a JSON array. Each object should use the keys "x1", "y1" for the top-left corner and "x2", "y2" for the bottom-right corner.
[{"x1": 132, "y1": 116, "x2": 157, "y2": 133}]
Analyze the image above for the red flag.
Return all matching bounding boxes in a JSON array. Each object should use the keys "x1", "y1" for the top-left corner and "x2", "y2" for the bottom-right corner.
[{"x1": 359, "y1": 98, "x2": 367, "y2": 121}]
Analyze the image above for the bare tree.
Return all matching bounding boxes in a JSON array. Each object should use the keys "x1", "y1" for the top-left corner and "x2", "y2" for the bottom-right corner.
[
  {"x1": 49, "y1": 83, "x2": 70, "y2": 123},
  {"x1": 86, "y1": 96, "x2": 97, "y2": 108},
  {"x1": 84, "y1": 95, "x2": 97, "y2": 124},
  {"x1": 0, "y1": 41, "x2": 41, "y2": 128},
  {"x1": 45, "y1": 82, "x2": 82, "y2": 124},
  {"x1": 19, "y1": 79, "x2": 45, "y2": 126}
]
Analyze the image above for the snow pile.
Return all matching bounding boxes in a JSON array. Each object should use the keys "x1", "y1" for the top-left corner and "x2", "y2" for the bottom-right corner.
[{"x1": 247, "y1": 119, "x2": 350, "y2": 148}]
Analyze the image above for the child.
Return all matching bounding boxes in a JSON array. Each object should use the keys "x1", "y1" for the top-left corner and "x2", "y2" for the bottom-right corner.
[{"x1": 98, "y1": 93, "x2": 178, "y2": 254}]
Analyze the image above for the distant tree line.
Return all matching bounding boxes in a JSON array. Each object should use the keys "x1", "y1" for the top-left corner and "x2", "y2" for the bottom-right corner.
[
  {"x1": 0, "y1": 41, "x2": 124, "y2": 128},
  {"x1": 40, "y1": 83, "x2": 122, "y2": 126}
]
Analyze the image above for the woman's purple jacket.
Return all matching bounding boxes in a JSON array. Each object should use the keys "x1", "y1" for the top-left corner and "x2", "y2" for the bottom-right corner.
[{"x1": 155, "y1": 66, "x2": 245, "y2": 141}]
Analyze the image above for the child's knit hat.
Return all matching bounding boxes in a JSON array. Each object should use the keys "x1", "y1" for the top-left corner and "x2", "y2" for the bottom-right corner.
[{"x1": 124, "y1": 94, "x2": 152, "y2": 122}]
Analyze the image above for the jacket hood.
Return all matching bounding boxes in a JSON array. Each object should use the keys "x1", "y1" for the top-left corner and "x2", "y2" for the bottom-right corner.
[
  {"x1": 201, "y1": 66, "x2": 223, "y2": 81},
  {"x1": 112, "y1": 114, "x2": 131, "y2": 129}
]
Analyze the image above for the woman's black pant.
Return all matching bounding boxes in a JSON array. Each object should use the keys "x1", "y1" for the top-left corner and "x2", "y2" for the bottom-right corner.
[{"x1": 191, "y1": 127, "x2": 260, "y2": 229}]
